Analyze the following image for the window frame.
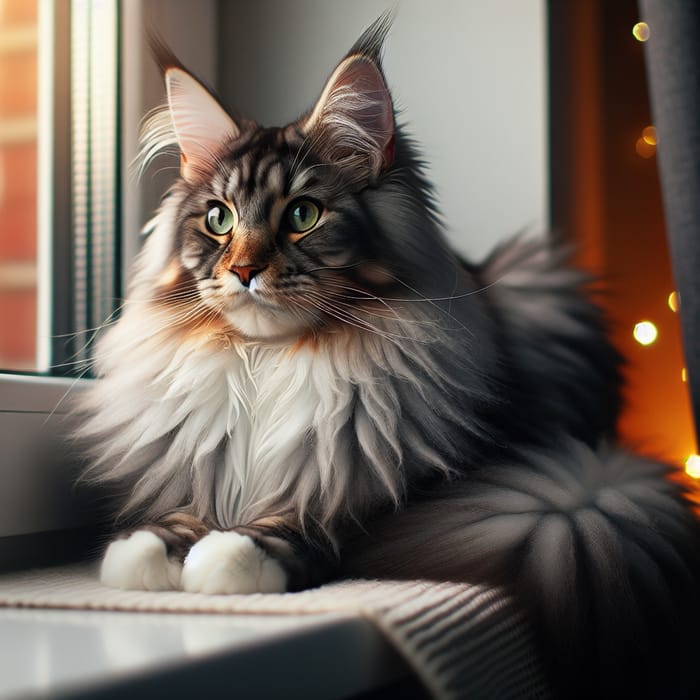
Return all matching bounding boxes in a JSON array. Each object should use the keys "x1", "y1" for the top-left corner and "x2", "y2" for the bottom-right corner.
[
  {"x1": 47, "y1": 0, "x2": 75, "y2": 375},
  {"x1": 0, "y1": 0, "x2": 217, "y2": 552}
]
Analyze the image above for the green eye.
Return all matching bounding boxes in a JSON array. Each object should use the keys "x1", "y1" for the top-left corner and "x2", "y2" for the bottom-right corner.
[
  {"x1": 287, "y1": 199, "x2": 321, "y2": 234},
  {"x1": 205, "y1": 202, "x2": 235, "y2": 235}
]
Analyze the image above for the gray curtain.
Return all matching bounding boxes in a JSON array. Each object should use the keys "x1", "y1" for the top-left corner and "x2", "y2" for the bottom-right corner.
[{"x1": 640, "y1": 0, "x2": 700, "y2": 441}]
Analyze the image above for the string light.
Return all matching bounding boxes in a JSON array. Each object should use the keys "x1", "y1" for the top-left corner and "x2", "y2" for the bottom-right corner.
[
  {"x1": 642, "y1": 126, "x2": 657, "y2": 145},
  {"x1": 625, "y1": 20, "x2": 696, "y2": 483},
  {"x1": 636, "y1": 127, "x2": 656, "y2": 158},
  {"x1": 668, "y1": 291, "x2": 679, "y2": 312},
  {"x1": 685, "y1": 455, "x2": 700, "y2": 479},
  {"x1": 633, "y1": 320, "x2": 658, "y2": 346},
  {"x1": 632, "y1": 22, "x2": 650, "y2": 42},
  {"x1": 635, "y1": 138, "x2": 655, "y2": 158}
]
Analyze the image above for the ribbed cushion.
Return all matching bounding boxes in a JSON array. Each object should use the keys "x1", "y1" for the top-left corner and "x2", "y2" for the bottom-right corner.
[{"x1": 0, "y1": 564, "x2": 549, "y2": 699}]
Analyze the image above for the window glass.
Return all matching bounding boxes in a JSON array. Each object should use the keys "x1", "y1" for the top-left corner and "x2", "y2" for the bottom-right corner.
[{"x1": 0, "y1": 0, "x2": 38, "y2": 371}]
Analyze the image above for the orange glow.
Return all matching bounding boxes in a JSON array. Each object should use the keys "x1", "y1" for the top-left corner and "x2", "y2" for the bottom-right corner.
[
  {"x1": 556, "y1": 5, "x2": 695, "y2": 473},
  {"x1": 635, "y1": 137, "x2": 656, "y2": 158},
  {"x1": 632, "y1": 22, "x2": 650, "y2": 42},
  {"x1": 642, "y1": 126, "x2": 657, "y2": 145}
]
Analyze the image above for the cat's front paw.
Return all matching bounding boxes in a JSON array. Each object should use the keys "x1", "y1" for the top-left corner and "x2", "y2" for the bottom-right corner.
[
  {"x1": 100, "y1": 530, "x2": 182, "y2": 591},
  {"x1": 181, "y1": 531, "x2": 287, "y2": 594}
]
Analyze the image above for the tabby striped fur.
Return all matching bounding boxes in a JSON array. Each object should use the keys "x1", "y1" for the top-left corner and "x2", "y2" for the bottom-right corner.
[{"x1": 75, "y1": 16, "x2": 700, "y2": 698}]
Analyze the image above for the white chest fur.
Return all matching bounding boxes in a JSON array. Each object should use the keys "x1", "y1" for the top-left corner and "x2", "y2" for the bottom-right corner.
[
  {"x1": 172, "y1": 341, "x2": 334, "y2": 527},
  {"x1": 86, "y1": 318, "x2": 412, "y2": 531}
]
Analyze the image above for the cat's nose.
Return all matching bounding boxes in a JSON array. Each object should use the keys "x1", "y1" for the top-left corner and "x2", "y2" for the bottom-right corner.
[{"x1": 229, "y1": 264, "x2": 268, "y2": 287}]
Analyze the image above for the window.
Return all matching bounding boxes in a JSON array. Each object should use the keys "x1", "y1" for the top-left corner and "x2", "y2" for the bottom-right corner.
[
  {"x1": 66, "y1": 0, "x2": 120, "y2": 370},
  {"x1": 0, "y1": 0, "x2": 40, "y2": 371},
  {"x1": 0, "y1": 0, "x2": 217, "y2": 552},
  {"x1": 0, "y1": 0, "x2": 121, "y2": 554},
  {"x1": 0, "y1": 0, "x2": 119, "y2": 377}
]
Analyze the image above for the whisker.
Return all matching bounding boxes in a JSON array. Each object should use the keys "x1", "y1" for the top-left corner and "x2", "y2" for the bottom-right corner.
[
  {"x1": 51, "y1": 298, "x2": 222, "y2": 375},
  {"x1": 314, "y1": 277, "x2": 465, "y2": 332},
  {"x1": 321, "y1": 292, "x2": 457, "y2": 331},
  {"x1": 41, "y1": 361, "x2": 95, "y2": 428},
  {"x1": 299, "y1": 290, "x2": 422, "y2": 344},
  {"x1": 309, "y1": 262, "x2": 503, "y2": 303}
]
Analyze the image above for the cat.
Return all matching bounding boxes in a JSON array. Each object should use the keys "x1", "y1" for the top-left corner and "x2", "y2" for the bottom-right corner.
[{"x1": 76, "y1": 16, "x2": 700, "y2": 698}]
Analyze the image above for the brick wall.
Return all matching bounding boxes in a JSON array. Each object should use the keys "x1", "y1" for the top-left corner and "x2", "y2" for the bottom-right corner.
[{"x1": 0, "y1": 0, "x2": 37, "y2": 370}]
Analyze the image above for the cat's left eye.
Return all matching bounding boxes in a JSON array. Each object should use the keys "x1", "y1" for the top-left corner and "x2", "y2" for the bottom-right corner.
[
  {"x1": 205, "y1": 202, "x2": 235, "y2": 235},
  {"x1": 286, "y1": 199, "x2": 321, "y2": 235}
]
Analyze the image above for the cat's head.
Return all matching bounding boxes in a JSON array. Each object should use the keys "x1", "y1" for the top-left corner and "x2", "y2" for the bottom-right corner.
[{"x1": 138, "y1": 17, "x2": 448, "y2": 342}]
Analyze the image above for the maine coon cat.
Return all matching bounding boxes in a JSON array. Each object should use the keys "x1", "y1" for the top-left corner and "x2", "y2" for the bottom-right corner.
[{"x1": 77, "y1": 18, "x2": 700, "y2": 698}]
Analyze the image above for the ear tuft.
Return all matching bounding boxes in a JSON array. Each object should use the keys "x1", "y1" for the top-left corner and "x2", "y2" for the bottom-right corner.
[
  {"x1": 303, "y1": 55, "x2": 395, "y2": 184},
  {"x1": 302, "y1": 16, "x2": 395, "y2": 184},
  {"x1": 147, "y1": 30, "x2": 185, "y2": 76},
  {"x1": 347, "y1": 12, "x2": 393, "y2": 64},
  {"x1": 165, "y1": 68, "x2": 240, "y2": 182}
]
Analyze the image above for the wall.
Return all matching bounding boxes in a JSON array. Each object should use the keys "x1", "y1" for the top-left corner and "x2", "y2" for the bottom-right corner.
[
  {"x1": 121, "y1": 0, "x2": 218, "y2": 282},
  {"x1": 216, "y1": 0, "x2": 547, "y2": 260}
]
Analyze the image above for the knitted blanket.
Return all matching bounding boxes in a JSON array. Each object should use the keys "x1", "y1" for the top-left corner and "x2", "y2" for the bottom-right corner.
[{"x1": 0, "y1": 564, "x2": 549, "y2": 699}]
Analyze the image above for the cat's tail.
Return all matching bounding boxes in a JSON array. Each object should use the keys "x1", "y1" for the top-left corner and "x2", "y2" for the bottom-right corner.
[
  {"x1": 475, "y1": 234, "x2": 624, "y2": 446},
  {"x1": 341, "y1": 439, "x2": 700, "y2": 698}
]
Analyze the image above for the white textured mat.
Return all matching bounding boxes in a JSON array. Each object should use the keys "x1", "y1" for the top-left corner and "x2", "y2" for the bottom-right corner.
[{"x1": 0, "y1": 564, "x2": 549, "y2": 699}]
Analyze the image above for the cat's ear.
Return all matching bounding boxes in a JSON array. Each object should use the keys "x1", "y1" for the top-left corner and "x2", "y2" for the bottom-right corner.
[
  {"x1": 165, "y1": 68, "x2": 239, "y2": 183},
  {"x1": 303, "y1": 46, "x2": 395, "y2": 183}
]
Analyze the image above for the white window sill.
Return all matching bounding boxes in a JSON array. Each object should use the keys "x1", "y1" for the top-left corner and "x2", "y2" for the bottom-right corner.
[
  {"x1": 0, "y1": 373, "x2": 90, "y2": 543},
  {"x1": 0, "y1": 607, "x2": 413, "y2": 699},
  {"x1": 0, "y1": 373, "x2": 416, "y2": 697}
]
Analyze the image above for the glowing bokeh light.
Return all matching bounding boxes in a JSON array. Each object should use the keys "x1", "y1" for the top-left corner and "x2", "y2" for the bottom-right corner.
[
  {"x1": 632, "y1": 22, "x2": 650, "y2": 42},
  {"x1": 636, "y1": 137, "x2": 656, "y2": 158},
  {"x1": 633, "y1": 320, "x2": 658, "y2": 346},
  {"x1": 642, "y1": 126, "x2": 657, "y2": 145},
  {"x1": 685, "y1": 455, "x2": 700, "y2": 479},
  {"x1": 682, "y1": 368, "x2": 687, "y2": 383},
  {"x1": 668, "y1": 291, "x2": 679, "y2": 312}
]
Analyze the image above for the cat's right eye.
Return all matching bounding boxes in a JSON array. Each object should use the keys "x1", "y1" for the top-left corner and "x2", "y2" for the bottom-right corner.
[{"x1": 205, "y1": 202, "x2": 235, "y2": 235}]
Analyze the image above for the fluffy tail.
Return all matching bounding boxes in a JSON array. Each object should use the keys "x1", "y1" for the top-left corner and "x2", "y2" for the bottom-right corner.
[
  {"x1": 341, "y1": 439, "x2": 700, "y2": 698},
  {"x1": 476, "y1": 235, "x2": 623, "y2": 446}
]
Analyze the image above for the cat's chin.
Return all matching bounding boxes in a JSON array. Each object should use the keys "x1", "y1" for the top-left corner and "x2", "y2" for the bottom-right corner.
[{"x1": 224, "y1": 301, "x2": 308, "y2": 342}]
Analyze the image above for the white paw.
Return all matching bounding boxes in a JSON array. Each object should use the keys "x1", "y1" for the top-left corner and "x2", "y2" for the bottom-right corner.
[
  {"x1": 181, "y1": 531, "x2": 287, "y2": 595},
  {"x1": 100, "y1": 530, "x2": 182, "y2": 591}
]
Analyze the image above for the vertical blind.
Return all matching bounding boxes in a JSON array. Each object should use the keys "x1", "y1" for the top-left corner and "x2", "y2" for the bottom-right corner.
[{"x1": 70, "y1": 0, "x2": 119, "y2": 367}]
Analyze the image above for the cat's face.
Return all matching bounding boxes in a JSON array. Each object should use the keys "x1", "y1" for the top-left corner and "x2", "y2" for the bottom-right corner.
[
  {"x1": 150, "y1": 29, "x2": 397, "y2": 341},
  {"x1": 171, "y1": 124, "x2": 389, "y2": 339}
]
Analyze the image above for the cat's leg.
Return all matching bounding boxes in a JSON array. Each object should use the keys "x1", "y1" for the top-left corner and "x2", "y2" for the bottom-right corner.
[
  {"x1": 181, "y1": 518, "x2": 338, "y2": 594},
  {"x1": 100, "y1": 513, "x2": 209, "y2": 591}
]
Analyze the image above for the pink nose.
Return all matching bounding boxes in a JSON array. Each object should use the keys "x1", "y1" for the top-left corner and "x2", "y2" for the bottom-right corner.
[{"x1": 229, "y1": 264, "x2": 267, "y2": 287}]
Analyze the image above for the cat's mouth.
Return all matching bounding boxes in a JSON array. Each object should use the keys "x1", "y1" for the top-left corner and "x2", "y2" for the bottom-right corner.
[
  {"x1": 229, "y1": 278, "x2": 280, "y2": 310},
  {"x1": 217, "y1": 272, "x2": 271, "y2": 302},
  {"x1": 207, "y1": 274, "x2": 310, "y2": 340},
  {"x1": 229, "y1": 264, "x2": 268, "y2": 291}
]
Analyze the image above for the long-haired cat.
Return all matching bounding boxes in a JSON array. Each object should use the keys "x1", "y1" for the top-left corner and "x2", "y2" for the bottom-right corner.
[{"x1": 77, "y1": 17, "x2": 700, "y2": 698}]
